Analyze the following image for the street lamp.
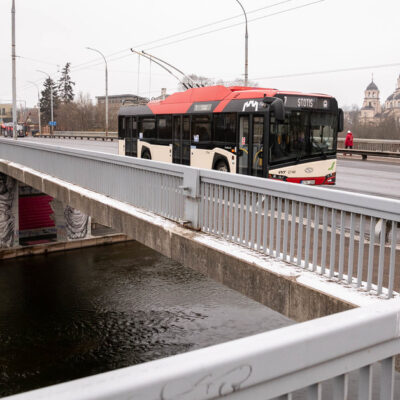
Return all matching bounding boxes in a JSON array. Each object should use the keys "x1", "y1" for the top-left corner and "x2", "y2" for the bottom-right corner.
[
  {"x1": 235, "y1": 0, "x2": 248, "y2": 87},
  {"x1": 27, "y1": 81, "x2": 41, "y2": 135},
  {"x1": 37, "y1": 70, "x2": 54, "y2": 134},
  {"x1": 86, "y1": 47, "x2": 108, "y2": 137},
  {"x1": 11, "y1": 0, "x2": 17, "y2": 140}
]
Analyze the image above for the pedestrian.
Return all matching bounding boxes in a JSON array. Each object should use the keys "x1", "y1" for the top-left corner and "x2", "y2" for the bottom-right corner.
[{"x1": 345, "y1": 130, "x2": 353, "y2": 156}]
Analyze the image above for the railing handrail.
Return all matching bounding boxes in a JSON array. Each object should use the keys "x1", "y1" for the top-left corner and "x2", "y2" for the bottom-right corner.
[
  {"x1": 337, "y1": 137, "x2": 400, "y2": 144},
  {"x1": 199, "y1": 168, "x2": 400, "y2": 222},
  {"x1": 5, "y1": 300, "x2": 400, "y2": 400},
  {"x1": 52, "y1": 131, "x2": 118, "y2": 136},
  {"x1": 0, "y1": 138, "x2": 185, "y2": 178}
]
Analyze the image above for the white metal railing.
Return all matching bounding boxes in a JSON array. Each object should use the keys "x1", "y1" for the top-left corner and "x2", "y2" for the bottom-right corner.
[
  {"x1": 0, "y1": 138, "x2": 185, "y2": 224},
  {"x1": 4, "y1": 300, "x2": 400, "y2": 399},
  {"x1": 0, "y1": 138, "x2": 399, "y2": 298},
  {"x1": 337, "y1": 138, "x2": 400, "y2": 152},
  {"x1": 199, "y1": 170, "x2": 400, "y2": 299}
]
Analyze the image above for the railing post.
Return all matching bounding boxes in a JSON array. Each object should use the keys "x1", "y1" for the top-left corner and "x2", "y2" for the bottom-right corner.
[{"x1": 180, "y1": 168, "x2": 201, "y2": 230}]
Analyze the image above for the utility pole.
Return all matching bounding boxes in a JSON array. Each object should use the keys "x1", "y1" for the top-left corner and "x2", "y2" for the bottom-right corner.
[
  {"x1": 235, "y1": 0, "x2": 248, "y2": 87},
  {"x1": 11, "y1": 0, "x2": 17, "y2": 139},
  {"x1": 86, "y1": 47, "x2": 108, "y2": 137}
]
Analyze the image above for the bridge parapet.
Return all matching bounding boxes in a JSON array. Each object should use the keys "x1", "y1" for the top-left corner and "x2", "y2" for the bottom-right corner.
[
  {"x1": 0, "y1": 138, "x2": 398, "y2": 299},
  {"x1": 6, "y1": 299, "x2": 400, "y2": 399}
]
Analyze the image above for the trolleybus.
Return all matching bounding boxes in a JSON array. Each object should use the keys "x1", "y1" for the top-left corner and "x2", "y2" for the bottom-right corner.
[{"x1": 118, "y1": 85, "x2": 343, "y2": 185}]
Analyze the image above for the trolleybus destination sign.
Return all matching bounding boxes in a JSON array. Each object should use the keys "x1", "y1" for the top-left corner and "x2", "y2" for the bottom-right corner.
[{"x1": 278, "y1": 95, "x2": 332, "y2": 110}]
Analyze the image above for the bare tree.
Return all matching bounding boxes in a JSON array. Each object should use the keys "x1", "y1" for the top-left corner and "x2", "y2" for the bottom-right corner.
[
  {"x1": 178, "y1": 74, "x2": 259, "y2": 91},
  {"x1": 343, "y1": 107, "x2": 400, "y2": 140}
]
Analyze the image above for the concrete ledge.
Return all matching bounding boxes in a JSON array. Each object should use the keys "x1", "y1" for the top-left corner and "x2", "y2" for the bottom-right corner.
[
  {"x1": 0, "y1": 159, "x2": 384, "y2": 323},
  {"x1": 0, "y1": 233, "x2": 129, "y2": 260}
]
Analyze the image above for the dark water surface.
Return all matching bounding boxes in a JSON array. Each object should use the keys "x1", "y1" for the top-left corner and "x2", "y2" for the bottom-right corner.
[{"x1": 0, "y1": 241, "x2": 292, "y2": 397}]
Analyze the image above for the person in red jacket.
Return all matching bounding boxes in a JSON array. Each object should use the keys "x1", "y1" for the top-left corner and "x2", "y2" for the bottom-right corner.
[{"x1": 345, "y1": 130, "x2": 354, "y2": 156}]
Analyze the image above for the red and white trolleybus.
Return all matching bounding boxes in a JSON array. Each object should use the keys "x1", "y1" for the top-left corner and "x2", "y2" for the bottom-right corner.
[{"x1": 118, "y1": 85, "x2": 343, "y2": 185}]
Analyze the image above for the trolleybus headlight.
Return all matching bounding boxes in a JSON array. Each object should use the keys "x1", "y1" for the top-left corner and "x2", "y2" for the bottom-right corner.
[
  {"x1": 323, "y1": 172, "x2": 336, "y2": 184},
  {"x1": 268, "y1": 174, "x2": 287, "y2": 181}
]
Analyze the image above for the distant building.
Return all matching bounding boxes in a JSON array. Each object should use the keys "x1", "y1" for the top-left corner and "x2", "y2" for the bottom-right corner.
[
  {"x1": 151, "y1": 88, "x2": 169, "y2": 101},
  {"x1": 384, "y1": 74, "x2": 400, "y2": 125},
  {"x1": 0, "y1": 104, "x2": 13, "y2": 124},
  {"x1": 96, "y1": 94, "x2": 148, "y2": 109},
  {"x1": 359, "y1": 79, "x2": 381, "y2": 125}
]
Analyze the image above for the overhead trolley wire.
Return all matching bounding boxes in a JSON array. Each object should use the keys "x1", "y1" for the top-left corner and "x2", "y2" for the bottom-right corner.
[
  {"x1": 253, "y1": 62, "x2": 400, "y2": 81},
  {"x1": 70, "y1": 0, "x2": 296, "y2": 72}
]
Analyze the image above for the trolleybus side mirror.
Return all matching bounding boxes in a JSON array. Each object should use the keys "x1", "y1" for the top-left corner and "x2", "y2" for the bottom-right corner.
[
  {"x1": 270, "y1": 98, "x2": 285, "y2": 122},
  {"x1": 263, "y1": 97, "x2": 285, "y2": 122},
  {"x1": 338, "y1": 108, "x2": 344, "y2": 132}
]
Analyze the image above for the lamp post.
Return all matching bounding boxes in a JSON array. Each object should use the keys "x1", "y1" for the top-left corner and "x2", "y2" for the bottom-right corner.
[
  {"x1": 86, "y1": 47, "x2": 108, "y2": 137},
  {"x1": 37, "y1": 70, "x2": 54, "y2": 134},
  {"x1": 28, "y1": 81, "x2": 41, "y2": 135},
  {"x1": 235, "y1": 0, "x2": 248, "y2": 87},
  {"x1": 11, "y1": 0, "x2": 17, "y2": 139}
]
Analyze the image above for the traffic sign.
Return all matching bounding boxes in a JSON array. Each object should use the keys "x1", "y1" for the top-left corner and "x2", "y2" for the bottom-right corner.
[{"x1": 48, "y1": 121, "x2": 57, "y2": 127}]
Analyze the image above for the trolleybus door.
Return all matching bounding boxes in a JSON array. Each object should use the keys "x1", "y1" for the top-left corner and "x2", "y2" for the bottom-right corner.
[
  {"x1": 252, "y1": 115, "x2": 264, "y2": 177},
  {"x1": 172, "y1": 115, "x2": 182, "y2": 164},
  {"x1": 238, "y1": 114, "x2": 250, "y2": 175},
  {"x1": 238, "y1": 114, "x2": 265, "y2": 177},
  {"x1": 131, "y1": 117, "x2": 138, "y2": 157},
  {"x1": 182, "y1": 116, "x2": 191, "y2": 165},
  {"x1": 126, "y1": 117, "x2": 138, "y2": 157},
  {"x1": 172, "y1": 115, "x2": 191, "y2": 165}
]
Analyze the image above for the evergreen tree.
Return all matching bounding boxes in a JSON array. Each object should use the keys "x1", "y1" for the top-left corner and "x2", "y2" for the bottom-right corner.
[
  {"x1": 58, "y1": 62, "x2": 75, "y2": 103},
  {"x1": 40, "y1": 77, "x2": 59, "y2": 125}
]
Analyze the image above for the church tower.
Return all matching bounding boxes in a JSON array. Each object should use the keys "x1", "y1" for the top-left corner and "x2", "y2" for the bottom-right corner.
[
  {"x1": 360, "y1": 76, "x2": 381, "y2": 124},
  {"x1": 384, "y1": 73, "x2": 400, "y2": 110}
]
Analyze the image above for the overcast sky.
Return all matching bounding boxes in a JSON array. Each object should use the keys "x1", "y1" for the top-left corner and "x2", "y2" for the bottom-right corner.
[{"x1": 0, "y1": 0, "x2": 399, "y2": 109}]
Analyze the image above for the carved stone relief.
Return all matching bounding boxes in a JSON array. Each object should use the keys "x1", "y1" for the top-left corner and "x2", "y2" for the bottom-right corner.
[{"x1": 0, "y1": 173, "x2": 17, "y2": 248}]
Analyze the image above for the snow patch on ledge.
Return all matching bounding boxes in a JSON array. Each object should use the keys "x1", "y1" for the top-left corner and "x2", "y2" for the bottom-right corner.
[{"x1": 194, "y1": 234, "x2": 388, "y2": 308}]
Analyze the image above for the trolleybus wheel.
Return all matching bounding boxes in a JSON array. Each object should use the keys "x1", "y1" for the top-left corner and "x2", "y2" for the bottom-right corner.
[
  {"x1": 142, "y1": 151, "x2": 151, "y2": 160},
  {"x1": 215, "y1": 160, "x2": 229, "y2": 172}
]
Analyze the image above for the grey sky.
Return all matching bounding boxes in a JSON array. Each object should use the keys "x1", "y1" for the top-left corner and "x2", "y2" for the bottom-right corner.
[{"x1": 0, "y1": 0, "x2": 399, "y2": 109}]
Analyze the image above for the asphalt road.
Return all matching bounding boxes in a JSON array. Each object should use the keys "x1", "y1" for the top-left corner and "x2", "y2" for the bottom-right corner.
[
  {"x1": 17, "y1": 137, "x2": 400, "y2": 200},
  {"x1": 334, "y1": 157, "x2": 400, "y2": 200}
]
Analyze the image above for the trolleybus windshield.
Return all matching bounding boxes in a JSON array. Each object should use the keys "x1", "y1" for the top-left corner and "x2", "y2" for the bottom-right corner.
[{"x1": 269, "y1": 111, "x2": 337, "y2": 165}]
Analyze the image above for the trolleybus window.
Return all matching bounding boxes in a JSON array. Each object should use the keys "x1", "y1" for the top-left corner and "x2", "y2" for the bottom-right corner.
[
  {"x1": 213, "y1": 113, "x2": 236, "y2": 145},
  {"x1": 142, "y1": 117, "x2": 156, "y2": 141},
  {"x1": 182, "y1": 116, "x2": 191, "y2": 165},
  {"x1": 183, "y1": 116, "x2": 190, "y2": 141},
  {"x1": 158, "y1": 116, "x2": 172, "y2": 141},
  {"x1": 192, "y1": 115, "x2": 211, "y2": 143},
  {"x1": 310, "y1": 112, "x2": 337, "y2": 155},
  {"x1": 270, "y1": 111, "x2": 336, "y2": 165},
  {"x1": 119, "y1": 116, "x2": 126, "y2": 138},
  {"x1": 269, "y1": 112, "x2": 308, "y2": 164}
]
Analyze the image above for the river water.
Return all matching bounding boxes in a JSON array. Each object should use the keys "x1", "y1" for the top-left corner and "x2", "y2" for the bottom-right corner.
[{"x1": 0, "y1": 241, "x2": 292, "y2": 397}]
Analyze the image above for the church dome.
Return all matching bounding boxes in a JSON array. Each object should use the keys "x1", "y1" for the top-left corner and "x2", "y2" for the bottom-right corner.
[
  {"x1": 386, "y1": 93, "x2": 394, "y2": 101},
  {"x1": 366, "y1": 81, "x2": 378, "y2": 91}
]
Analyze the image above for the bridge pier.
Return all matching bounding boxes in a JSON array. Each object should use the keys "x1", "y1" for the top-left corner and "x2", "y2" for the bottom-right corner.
[
  {"x1": 0, "y1": 173, "x2": 18, "y2": 248},
  {"x1": 50, "y1": 200, "x2": 91, "y2": 241}
]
